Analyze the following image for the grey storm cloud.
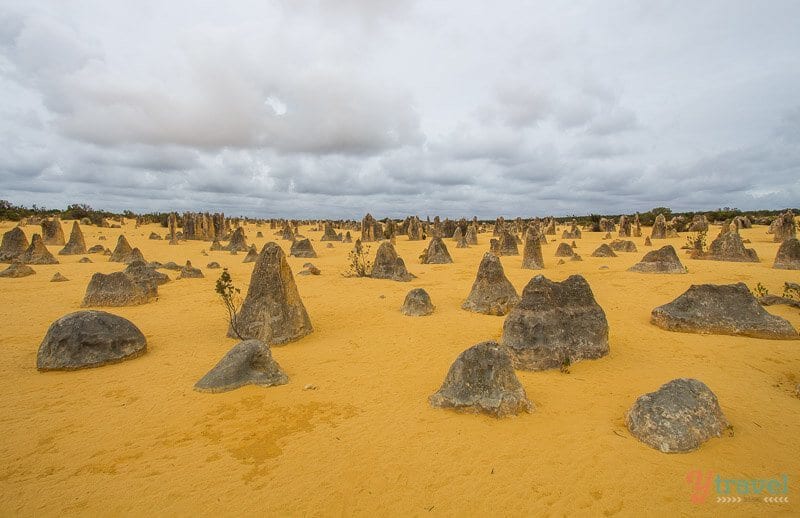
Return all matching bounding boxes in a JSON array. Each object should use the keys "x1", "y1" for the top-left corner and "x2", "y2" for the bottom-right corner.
[{"x1": 0, "y1": 0, "x2": 799, "y2": 218}]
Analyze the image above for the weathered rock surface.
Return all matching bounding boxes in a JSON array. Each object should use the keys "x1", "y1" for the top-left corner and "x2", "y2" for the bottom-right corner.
[
  {"x1": 59, "y1": 221, "x2": 87, "y2": 255},
  {"x1": 554, "y1": 242, "x2": 574, "y2": 257},
  {"x1": 420, "y1": 237, "x2": 453, "y2": 264},
  {"x1": 19, "y1": 234, "x2": 58, "y2": 265},
  {"x1": 371, "y1": 242, "x2": 414, "y2": 281},
  {"x1": 50, "y1": 272, "x2": 69, "y2": 282},
  {"x1": 401, "y1": 288, "x2": 434, "y2": 316},
  {"x1": 651, "y1": 283, "x2": 797, "y2": 339},
  {"x1": 0, "y1": 227, "x2": 29, "y2": 262},
  {"x1": 591, "y1": 244, "x2": 617, "y2": 257},
  {"x1": 773, "y1": 238, "x2": 800, "y2": 269},
  {"x1": 429, "y1": 341, "x2": 532, "y2": 417},
  {"x1": 693, "y1": 228, "x2": 758, "y2": 262},
  {"x1": 194, "y1": 339, "x2": 289, "y2": 393},
  {"x1": 41, "y1": 219, "x2": 65, "y2": 246},
  {"x1": 230, "y1": 242, "x2": 313, "y2": 344},
  {"x1": 609, "y1": 240, "x2": 637, "y2": 252},
  {"x1": 0, "y1": 261, "x2": 35, "y2": 278},
  {"x1": 82, "y1": 271, "x2": 157, "y2": 307},
  {"x1": 108, "y1": 235, "x2": 135, "y2": 263},
  {"x1": 36, "y1": 311, "x2": 147, "y2": 370},
  {"x1": 289, "y1": 238, "x2": 317, "y2": 258},
  {"x1": 521, "y1": 228, "x2": 544, "y2": 269},
  {"x1": 628, "y1": 245, "x2": 687, "y2": 274},
  {"x1": 462, "y1": 253, "x2": 519, "y2": 316},
  {"x1": 243, "y1": 245, "x2": 258, "y2": 263},
  {"x1": 178, "y1": 260, "x2": 204, "y2": 279},
  {"x1": 626, "y1": 378, "x2": 728, "y2": 453},
  {"x1": 501, "y1": 275, "x2": 609, "y2": 371}
]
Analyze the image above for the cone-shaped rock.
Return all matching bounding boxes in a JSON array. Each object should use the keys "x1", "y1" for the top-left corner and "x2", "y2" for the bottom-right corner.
[
  {"x1": 651, "y1": 283, "x2": 797, "y2": 339},
  {"x1": 772, "y1": 210, "x2": 796, "y2": 242},
  {"x1": 650, "y1": 214, "x2": 667, "y2": 239},
  {"x1": 500, "y1": 274, "x2": 609, "y2": 371},
  {"x1": 210, "y1": 239, "x2": 224, "y2": 251},
  {"x1": 693, "y1": 229, "x2": 758, "y2": 262},
  {"x1": 462, "y1": 253, "x2": 519, "y2": 315},
  {"x1": 626, "y1": 378, "x2": 728, "y2": 453},
  {"x1": 320, "y1": 222, "x2": 340, "y2": 241},
  {"x1": 773, "y1": 238, "x2": 800, "y2": 270},
  {"x1": 230, "y1": 242, "x2": 313, "y2": 344},
  {"x1": 41, "y1": 219, "x2": 65, "y2": 246},
  {"x1": 521, "y1": 229, "x2": 544, "y2": 269},
  {"x1": 149, "y1": 232, "x2": 162, "y2": 240},
  {"x1": 178, "y1": 260, "x2": 204, "y2": 279},
  {"x1": 591, "y1": 244, "x2": 617, "y2": 257},
  {"x1": 127, "y1": 247, "x2": 146, "y2": 264},
  {"x1": 51, "y1": 272, "x2": 69, "y2": 282},
  {"x1": 554, "y1": 242, "x2": 574, "y2": 257},
  {"x1": 429, "y1": 341, "x2": 532, "y2": 417},
  {"x1": 20, "y1": 234, "x2": 58, "y2": 265},
  {"x1": 59, "y1": 221, "x2": 87, "y2": 255},
  {"x1": 108, "y1": 235, "x2": 134, "y2": 263},
  {"x1": 36, "y1": 310, "x2": 146, "y2": 371},
  {"x1": 0, "y1": 227, "x2": 29, "y2": 262},
  {"x1": 371, "y1": 241, "x2": 414, "y2": 281},
  {"x1": 629, "y1": 245, "x2": 687, "y2": 273},
  {"x1": 243, "y1": 245, "x2": 259, "y2": 263},
  {"x1": 82, "y1": 271, "x2": 157, "y2": 307},
  {"x1": 498, "y1": 230, "x2": 519, "y2": 256},
  {"x1": 644, "y1": 236, "x2": 652, "y2": 246},
  {"x1": 225, "y1": 227, "x2": 248, "y2": 252},
  {"x1": 420, "y1": 236, "x2": 453, "y2": 264},
  {"x1": 465, "y1": 225, "x2": 478, "y2": 245},
  {"x1": 194, "y1": 339, "x2": 289, "y2": 393},
  {"x1": 401, "y1": 288, "x2": 434, "y2": 316},
  {"x1": 289, "y1": 238, "x2": 317, "y2": 258},
  {"x1": 0, "y1": 261, "x2": 35, "y2": 278}
]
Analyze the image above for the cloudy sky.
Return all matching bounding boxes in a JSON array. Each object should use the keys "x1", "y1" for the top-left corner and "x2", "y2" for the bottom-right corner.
[{"x1": 1, "y1": 1, "x2": 799, "y2": 218}]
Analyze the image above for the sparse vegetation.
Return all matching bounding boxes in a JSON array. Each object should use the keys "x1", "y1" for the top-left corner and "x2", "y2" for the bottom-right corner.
[
  {"x1": 343, "y1": 239, "x2": 372, "y2": 277},
  {"x1": 215, "y1": 268, "x2": 244, "y2": 339},
  {"x1": 783, "y1": 283, "x2": 800, "y2": 300},
  {"x1": 560, "y1": 357, "x2": 571, "y2": 374},
  {"x1": 752, "y1": 282, "x2": 769, "y2": 298}
]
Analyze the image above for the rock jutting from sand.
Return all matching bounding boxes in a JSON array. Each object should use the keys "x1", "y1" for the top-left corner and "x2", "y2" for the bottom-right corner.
[
  {"x1": 0, "y1": 261, "x2": 36, "y2": 278},
  {"x1": 651, "y1": 283, "x2": 797, "y2": 339},
  {"x1": 626, "y1": 378, "x2": 728, "y2": 453},
  {"x1": 36, "y1": 310, "x2": 147, "y2": 371},
  {"x1": 429, "y1": 341, "x2": 532, "y2": 418},
  {"x1": 773, "y1": 238, "x2": 800, "y2": 270},
  {"x1": 59, "y1": 221, "x2": 87, "y2": 255},
  {"x1": 108, "y1": 235, "x2": 135, "y2": 263},
  {"x1": 194, "y1": 339, "x2": 289, "y2": 393},
  {"x1": 500, "y1": 274, "x2": 609, "y2": 371},
  {"x1": 178, "y1": 260, "x2": 204, "y2": 279},
  {"x1": 19, "y1": 234, "x2": 58, "y2": 265},
  {"x1": 41, "y1": 218, "x2": 65, "y2": 246},
  {"x1": 371, "y1": 241, "x2": 414, "y2": 282},
  {"x1": 401, "y1": 288, "x2": 434, "y2": 316},
  {"x1": 0, "y1": 227, "x2": 29, "y2": 262},
  {"x1": 591, "y1": 243, "x2": 617, "y2": 258},
  {"x1": 628, "y1": 245, "x2": 687, "y2": 274},
  {"x1": 289, "y1": 238, "x2": 317, "y2": 258},
  {"x1": 230, "y1": 242, "x2": 313, "y2": 344},
  {"x1": 420, "y1": 236, "x2": 453, "y2": 264},
  {"x1": 82, "y1": 271, "x2": 157, "y2": 307},
  {"x1": 462, "y1": 252, "x2": 519, "y2": 316}
]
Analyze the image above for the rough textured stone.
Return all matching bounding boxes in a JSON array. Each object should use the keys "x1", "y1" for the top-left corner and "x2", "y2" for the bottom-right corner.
[
  {"x1": 771, "y1": 210, "x2": 796, "y2": 242},
  {"x1": 207, "y1": 261, "x2": 221, "y2": 269},
  {"x1": 194, "y1": 339, "x2": 289, "y2": 393},
  {"x1": 644, "y1": 236, "x2": 652, "y2": 246},
  {"x1": 651, "y1": 283, "x2": 797, "y2": 339},
  {"x1": 19, "y1": 234, "x2": 58, "y2": 265},
  {"x1": 554, "y1": 242, "x2": 574, "y2": 257},
  {"x1": 626, "y1": 378, "x2": 728, "y2": 453},
  {"x1": 497, "y1": 230, "x2": 519, "y2": 256},
  {"x1": 178, "y1": 260, "x2": 204, "y2": 279},
  {"x1": 36, "y1": 310, "x2": 147, "y2": 371},
  {"x1": 401, "y1": 288, "x2": 434, "y2": 316},
  {"x1": 59, "y1": 221, "x2": 87, "y2": 255},
  {"x1": 124, "y1": 260, "x2": 170, "y2": 286},
  {"x1": 41, "y1": 219, "x2": 65, "y2": 246},
  {"x1": 371, "y1": 242, "x2": 414, "y2": 281},
  {"x1": 591, "y1": 244, "x2": 617, "y2": 257},
  {"x1": 230, "y1": 242, "x2": 313, "y2": 344},
  {"x1": 108, "y1": 235, "x2": 135, "y2": 263},
  {"x1": 429, "y1": 341, "x2": 532, "y2": 417},
  {"x1": 465, "y1": 225, "x2": 478, "y2": 245},
  {"x1": 419, "y1": 236, "x2": 453, "y2": 264},
  {"x1": 693, "y1": 228, "x2": 758, "y2": 262},
  {"x1": 0, "y1": 261, "x2": 35, "y2": 278},
  {"x1": 226, "y1": 227, "x2": 248, "y2": 252},
  {"x1": 78, "y1": 257, "x2": 92, "y2": 263},
  {"x1": 609, "y1": 239, "x2": 637, "y2": 252},
  {"x1": 289, "y1": 238, "x2": 317, "y2": 258},
  {"x1": 651, "y1": 214, "x2": 668, "y2": 239},
  {"x1": 0, "y1": 227, "x2": 29, "y2": 262},
  {"x1": 628, "y1": 245, "x2": 687, "y2": 274},
  {"x1": 149, "y1": 232, "x2": 162, "y2": 240},
  {"x1": 462, "y1": 253, "x2": 519, "y2": 316},
  {"x1": 50, "y1": 272, "x2": 69, "y2": 282},
  {"x1": 243, "y1": 245, "x2": 258, "y2": 263},
  {"x1": 320, "y1": 222, "x2": 340, "y2": 241},
  {"x1": 82, "y1": 271, "x2": 156, "y2": 307},
  {"x1": 521, "y1": 228, "x2": 544, "y2": 269},
  {"x1": 501, "y1": 274, "x2": 609, "y2": 371},
  {"x1": 773, "y1": 238, "x2": 800, "y2": 270}
]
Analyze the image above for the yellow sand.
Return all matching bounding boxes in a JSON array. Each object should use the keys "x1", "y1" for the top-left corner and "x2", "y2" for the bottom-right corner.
[{"x1": 0, "y1": 220, "x2": 798, "y2": 517}]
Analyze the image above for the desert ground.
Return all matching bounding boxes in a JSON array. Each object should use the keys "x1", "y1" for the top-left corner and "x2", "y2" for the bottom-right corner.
[{"x1": 0, "y1": 219, "x2": 798, "y2": 517}]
